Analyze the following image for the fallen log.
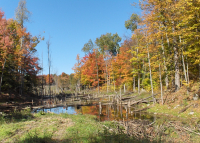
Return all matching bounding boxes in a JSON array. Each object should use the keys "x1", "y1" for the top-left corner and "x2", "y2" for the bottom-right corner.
[
  {"x1": 178, "y1": 103, "x2": 193, "y2": 114},
  {"x1": 130, "y1": 95, "x2": 153, "y2": 106},
  {"x1": 133, "y1": 106, "x2": 151, "y2": 112},
  {"x1": 121, "y1": 94, "x2": 139, "y2": 101}
]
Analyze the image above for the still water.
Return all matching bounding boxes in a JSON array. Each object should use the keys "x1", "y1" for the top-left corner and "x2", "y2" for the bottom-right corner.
[
  {"x1": 33, "y1": 106, "x2": 76, "y2": 114},
  {"x1": 33, "y1": 104, "x2": 155, "y2": 122}
]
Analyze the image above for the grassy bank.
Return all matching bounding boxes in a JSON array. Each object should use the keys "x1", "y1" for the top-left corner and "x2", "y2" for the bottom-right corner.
[
  {"x1": 0, "y1": 109, "x2": 151, "y2": 143},
  {"x1": 146, "y1": 85, "x2": 200, "y2": 120},
  {"x1": 0, "y1": 109, "x2": 200, "y2": 142},
  {"x1": 1, "y1": 84, "x2": 200, "y2": 143}
]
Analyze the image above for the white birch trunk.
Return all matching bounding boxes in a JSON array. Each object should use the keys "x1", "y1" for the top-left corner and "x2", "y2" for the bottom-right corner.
[
  {"x1": 133, "y1": 76, "x2": 135, "y2": 92},
  {"x1": 138, "y1": 73, "x2": 140, "y2": 94},
  {"x1": 172, "y1": 21, "x2": 180, "y2": 91},
  {"x1": 159, "y1": 64, "x2": 163, "y2": 105},
  {"x1": 147, "y1": 47, "x2": 154, "y2": 104},
  {"x1": 161, "y1": 36, "x2": 169, "y2": 89},
  {"x1": 180, "y1": 36, "x2": 188, "y2": 84}
]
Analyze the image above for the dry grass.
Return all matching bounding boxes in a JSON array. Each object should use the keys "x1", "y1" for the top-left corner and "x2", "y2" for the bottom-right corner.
[
  {"x1": 148, "y1": 85, "x2": 200, "y2": 119},
  {"x1": 0, "y1": 114, "x2": 74, "y2": 143}
]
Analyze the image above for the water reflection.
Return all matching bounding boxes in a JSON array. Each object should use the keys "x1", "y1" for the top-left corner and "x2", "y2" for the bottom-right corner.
[
  {"x1": 76, "y1": 105, "x2": 154, "y2": 122},
  {"x1": 33, "y1": 106, "x2": 76, "y2": 114},
  {"x1": 33, "y1": 104, "x2": 154, "y2": 122}
]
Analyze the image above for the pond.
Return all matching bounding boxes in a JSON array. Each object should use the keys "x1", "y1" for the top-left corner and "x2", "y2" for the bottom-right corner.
[
  {"x1": 33, "y1": 106, "x2": 76, "y2": 114},
  {"x1": 33, "y1": 104, "x2": 155, "y2": 122}
]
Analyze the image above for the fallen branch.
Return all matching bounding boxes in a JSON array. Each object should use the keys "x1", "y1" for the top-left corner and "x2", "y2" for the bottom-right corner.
[
  {"x1": 130, "y1": 95, "x2": 153, "y2": 106},
  {"x1": 178, "y1": 103, "x2": 193, "y2": 114},
  {"x1": 133, "y1": 106, "x2": 151, "y2": 112},
  {"x1": 182, "y1": 127, "x2": 200, "y2": 136}
]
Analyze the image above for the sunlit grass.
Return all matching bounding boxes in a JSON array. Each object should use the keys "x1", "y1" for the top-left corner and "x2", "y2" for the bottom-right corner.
[
  {"x1": 147, "y1": 102, "x2": 200, "y2": 120},
  {"x1": 0, "y1": 111, "x2": 147, "y2": 143}
]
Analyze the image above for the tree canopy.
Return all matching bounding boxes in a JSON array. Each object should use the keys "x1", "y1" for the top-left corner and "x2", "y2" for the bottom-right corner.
[{"x1": 95, "y1": 33, "x2": 121, "y2": 56}]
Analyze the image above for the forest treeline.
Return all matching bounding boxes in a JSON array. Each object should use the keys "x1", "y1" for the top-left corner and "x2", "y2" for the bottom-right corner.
[
  {"x1": 0, "y1": 7, "x2": 77, "y2": 95},
  {"x1": 73, "y1": 0, "x2": 200, "y2": 99},
  {"x1": 37, "y1": 73, "x2": 77, "y2": 91},
  {"x1": 1, "y1": 0, "x2": 200, "y2": 97}
]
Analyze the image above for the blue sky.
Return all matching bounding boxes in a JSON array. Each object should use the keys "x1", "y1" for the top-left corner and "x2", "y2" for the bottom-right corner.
[{"x1": 0, "y1": 0, "x2": 141, "y2": 75}]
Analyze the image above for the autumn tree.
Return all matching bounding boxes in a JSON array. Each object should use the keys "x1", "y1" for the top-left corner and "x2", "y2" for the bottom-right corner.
[
  {"x1": 15, "y1": 0, "x2": 32, "y2": 95},
  {"x1": 45, "y1": 74, "x2": 54, "y2": 85},
  {"x1": 0, "y1": 11, "x2": 13, "y2": 93},
  {"x1": 73, "y1": 54, "x2": 81, "y2": 92},
  {"x1": 0, "y1": 9, "x2": 41, "y2": 95},
  {"x1": 95, "y1": 33, "x2": 121, "y2": 92}
]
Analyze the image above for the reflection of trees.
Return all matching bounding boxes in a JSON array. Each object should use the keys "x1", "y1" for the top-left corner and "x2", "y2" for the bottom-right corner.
[
  {"x1": 82, "y1": 106, "x2": 99, "y2": 116},
  {"x1": 74, "y1": 105, "x2": 154, "y2": 122}
]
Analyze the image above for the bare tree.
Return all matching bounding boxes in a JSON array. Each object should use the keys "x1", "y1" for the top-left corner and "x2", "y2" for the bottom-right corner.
[
  {"x1": 47, "y1": 38, "x2": 51, "y2": 97},
  {"x1": 15, "y1": 0, "x2": 31, "y2": 96},
  {"x1": 15, "y1": 0, "x2": 31, "y2": 28}
]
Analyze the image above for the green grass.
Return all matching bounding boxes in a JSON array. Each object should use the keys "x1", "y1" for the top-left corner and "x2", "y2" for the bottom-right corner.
[
  {"x1": 0, "y1": 108, "x2": 33, "y2": 124},
  {"x1": 1, "y1": 107, "x2": 200, "y2": 142},
  {"x1": 147, "y1": 103, "x2": 200, "y2": 119},
  {"x1": 19, "y1": 129, "x2": 53, "y2": 143},
  {"x1": 0, "y1": 110, "x2": 156, "y2": 143}
]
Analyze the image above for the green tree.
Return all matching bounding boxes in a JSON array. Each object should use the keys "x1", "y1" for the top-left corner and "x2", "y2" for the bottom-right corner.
[
  {"x1": 82, "y1": 39, "x2": 94, "y2": 55},
  {"x1": 125, "y1": 13, "x2": 141, "y2": 32},
  {"x1": 95, "y1": 33, "x2": 121, "y2": 56}
]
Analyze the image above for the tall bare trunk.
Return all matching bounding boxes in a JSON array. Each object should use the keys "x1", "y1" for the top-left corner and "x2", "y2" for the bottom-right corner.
[
  {"x1": 174, "y1": 48, "x2": 180, "y2": 91},
  {"x1": 111, "y1": 63, "x2": 115, "y2": 92},
  {"x1": 198, "y1": 43, "x2": 200, "y2": 89},
  {"x1": 114, "y1": 82, "x2": 115, "y2": 92},
  {"x1": 136, "y1": 47, "x2": 140, "y2": 94},
  {"x1": 106, "y1": 64, "x2": 108, "y2": 93},
  {"x1": 138, "y1": 73, "x2": 140, "y2": 94},
  {"x1": 159, "y1": 63, "x2": 163, "y2": 104},
  {"x1": 147, "y1": 47, "x2": 154, "y2": 104},
  {"x1": 172, "y1": 21, "x2": 180, "y2": 91},
  {"x1": 133, "y1": 76, "x2": 135, "y2": 92},
  {"x1": 131, "y1": 45, "x2": 135, "y2": 93},
  {"x1": 94, "y1": 51, "x2": 99, "y2": 94},
  {"x1": 124, "y1": 84, "x2": 126, "y2": 93},
  {"x1": 20, "y1": 37, "x2": 24, "y2": 96},
  {"x1": 96, "y1": 63, "x2": 99, "y2": 94},
  {"x1": 161, "y1": 36, "x2": 168, "y2": 89},
  {"x1": 180, "y1": 37, "x2": 190, "y2": 94},
  {"x1": 109, "y1": 71, "x2": 111, "y2": 86},
  {"x1": 165, "y1": 28, "x2": 174, "y2": 88},
  {"x1": 103, "y1": 54, "x2": 108, "y2": 93},
  {"x1": 186, "y1": 57, "x2": 189, "y2": 86},
  {"x1": 47, "y1": 39, "x2": 51, "y2": 97},
  {"x1": 141, "y1": 59, "x2": 145, "y2": 90},
  {"x1": 120, "y1": 87, "x2": 121, "y2": 100},
  {"x1": 180, "y1": 36, "x2": 187, "y2": 84}
]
